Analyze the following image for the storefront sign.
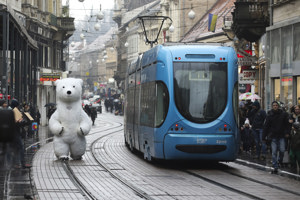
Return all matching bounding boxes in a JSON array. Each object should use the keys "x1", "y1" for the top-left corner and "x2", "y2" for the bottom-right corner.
[
  {"x1": 239, "y1": 74, "x2": 255, "y2": 84},
  {"x1": 242, "y1": 70, "x2": 257, "y2": 79},
  {"x1": 40, "y1": 73, "x2": 60, "y2": 82}
]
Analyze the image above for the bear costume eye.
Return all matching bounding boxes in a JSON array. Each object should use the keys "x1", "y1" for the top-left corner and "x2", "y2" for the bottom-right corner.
[
  {"x1": 63, "y1": 86, "x2": 65, "y2": 88},
  {"x1": 73, "y1": 86, "x2": 75, "y2": 88}
]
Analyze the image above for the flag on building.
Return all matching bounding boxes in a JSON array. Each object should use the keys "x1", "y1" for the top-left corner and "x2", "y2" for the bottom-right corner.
[{"x1": 208, "y1": 13, "x2": 218, "y2": 32}]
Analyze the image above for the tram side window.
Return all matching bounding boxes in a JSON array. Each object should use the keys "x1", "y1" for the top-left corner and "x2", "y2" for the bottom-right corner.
[
  {"x1": 155, "y1": 82, "x2": 169, "y2": 127},
  {"x1": 140, "y1": 82, "x2": 156, "y2": 127},
  {"x1": 126, "y1": 87, "x2": 135, "y2": 125}
]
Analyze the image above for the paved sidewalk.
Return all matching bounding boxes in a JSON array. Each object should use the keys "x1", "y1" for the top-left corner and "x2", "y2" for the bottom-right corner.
[{"x1": 0, "y1": 125, "x2": 52, "y2": 199}]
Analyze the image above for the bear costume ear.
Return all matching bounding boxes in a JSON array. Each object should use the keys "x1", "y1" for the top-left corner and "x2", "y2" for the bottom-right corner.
[{"x1": 54, "y1": 79, "x2": 61, "y2": 86}]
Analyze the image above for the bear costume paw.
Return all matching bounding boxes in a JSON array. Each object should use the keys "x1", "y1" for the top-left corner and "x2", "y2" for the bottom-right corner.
[{"x1": 59, "y1": 155, "x2": 69, "y2": 161}]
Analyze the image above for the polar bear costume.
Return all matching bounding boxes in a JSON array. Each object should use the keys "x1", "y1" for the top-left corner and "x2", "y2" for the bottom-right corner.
[{"x1": 49, "y1": 78, "x2": 92, "y2": 160}]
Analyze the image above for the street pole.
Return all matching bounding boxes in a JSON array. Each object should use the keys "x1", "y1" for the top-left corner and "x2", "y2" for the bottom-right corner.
[{"x1": 5, "y1": 11, "x2": 9, "y2": 101}]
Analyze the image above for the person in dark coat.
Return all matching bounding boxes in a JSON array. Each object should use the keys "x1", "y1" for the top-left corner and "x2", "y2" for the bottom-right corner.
[
  {"x1": 47, "y1": 105, "x2": 56, "y2": 120},
  {"x1": 104, "y1": 98, "x2": 109, "y2": 112},
  {"x1": 90, "y1": 107, "x2": 97, "y2": 125},
  {"x1": 240, "y1": 119, "x2": 254, "y2": 153},
  {"x1": 84, "y1": 104, "x2": 91, "y2": 116},
  {"x1": 288, "y1": 104, "x2": 300, "y2": 169},
  {"x1": 10, "y1": 99, "x2": 31, "y2": 169},
  {"x1": 248, "y1": 101, "x2": 267, "y2": 160},
  {"x1": 263, "y1": 101, "x2": 290, "y2": 174}
]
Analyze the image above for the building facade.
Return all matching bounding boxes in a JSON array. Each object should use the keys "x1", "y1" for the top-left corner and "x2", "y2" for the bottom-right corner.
[
  {"x1": 0, "y1": 0, "x2": 75, "y2": 125},
  {"x1": 265, "y1": 0, "x2": 300, "y2": 110},
  {"x1": 0, "y1": 1, "x2": 38, "y2": 106}
]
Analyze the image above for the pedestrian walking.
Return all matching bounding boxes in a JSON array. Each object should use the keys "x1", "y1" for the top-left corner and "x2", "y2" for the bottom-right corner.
[
  {"x1": 90, "y1": 107, "x2": 97, "y2": 125},
  {"x1": 84, "y1": 104, "x2": 91, "y2": 116},
  {"x1": 240, "y1": 118, "x2": 254, "y2": 154},
  {"x1": 288, "y1": 105, "x2": 300, "y2": 171},
  {"x1": 10, "y1": 99, "x2": 32, "y2": 169},
  {"x1": 248, "y1": 101, "x2": 267, "y2": 160},
  {"x1": 0, "y1": 100, "x2": 13, "y2": 162},
  {"x1": 22, "y1": 103, "x2": 35, "y2": 137},
  {"x1": 47, "y1": 105, "x2": 56, "y2": 121},
  {"x1": 263, "y1": 101, "x2": 290, "y2": 174}
]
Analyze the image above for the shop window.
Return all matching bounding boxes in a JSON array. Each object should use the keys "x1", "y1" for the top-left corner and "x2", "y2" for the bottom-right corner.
[
  {"x1": 294, "y1": 23, "x2": 300, "y2": 61},
  {"x1": 274, "y1": 78, "x2": 280, "y2": 101},
  {"x1": 281, "y1": 76, "x2": 293, "y2": 105},
  {"x1": 271, "y1": 29, "x2": 280, "y2": 64},
  {"x1": 297, "y1": 77, "x2": 300, "y2": 104}
]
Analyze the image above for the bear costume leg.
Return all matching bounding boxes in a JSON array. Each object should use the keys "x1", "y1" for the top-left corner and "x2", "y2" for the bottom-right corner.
[
  {"x1": 54, "y1": 137, "x2": 70, "y2": 160},
  {"x1": 70, "y1": 136, "x2": 86, "y2": 160}
]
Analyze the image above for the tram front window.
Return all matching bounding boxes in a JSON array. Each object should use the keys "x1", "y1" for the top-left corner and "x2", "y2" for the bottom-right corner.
[{"x1": 174, "y1": 62, "x2": 227, "y2": 123}]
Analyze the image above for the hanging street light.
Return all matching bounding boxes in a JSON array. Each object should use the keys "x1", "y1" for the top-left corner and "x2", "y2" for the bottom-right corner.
[
  {"x1": 94, "y1": 23, "x2": 100, "y2": 31},
  {"x1": 124, "y1": 42, "x2": 129, "y2": 47},
  {"x1": 97, "y1": 11, "x2": 104, "y2": 20},
  {"x1": 188, "y1": 10, "x2": 195, "y2": 19},
  {"x1": 80, "y1": 33, "x2": 85, "y2": 40},
  {"x1": 137, "y1": 15, "x2": 173, "y2": 48},
  {"x1": 169, "y1": 24, "x2": 175, "y2": 33}
]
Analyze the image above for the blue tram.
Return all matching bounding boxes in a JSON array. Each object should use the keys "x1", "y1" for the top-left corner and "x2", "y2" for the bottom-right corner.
[{"x1": 124, "y1": 43, "x2": 239, "y2": 161}]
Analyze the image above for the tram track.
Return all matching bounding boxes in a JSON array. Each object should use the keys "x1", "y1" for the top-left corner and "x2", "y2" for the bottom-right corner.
[
  {"x1": 89, "y1": 122, "x2": 155, "y2": 200},
  {"x1": 28, "y1": 115, "x2": 300, "y2": 199},
  {"x1": 180, "y1": 162, "x2": 300, "y2": 199},
  {"x1": 222, "y1": 167, "x2": 300, "y2": 196},
  {"x1": 183, "y1": 170, "x2": 264, "y2": 200},
  {"x1": 59, "y1": 119, "x2": 154, "y2": 199},
  {"x1": 61, "y1": 160, "x2": 97, "y2": 200},
  {"x1": 92, "y1": 124, "x2": 300, "y2": 199}
]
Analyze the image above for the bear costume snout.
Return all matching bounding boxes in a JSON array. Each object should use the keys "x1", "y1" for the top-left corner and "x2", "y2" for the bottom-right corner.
[{"x1": 67, "y1": 90, "x2": 71, "y2": 95}]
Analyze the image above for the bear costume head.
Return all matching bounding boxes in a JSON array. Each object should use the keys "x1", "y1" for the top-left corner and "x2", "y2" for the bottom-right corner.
[{"x1": 55, "y1": 78, "x2": 83, "y2": 102}]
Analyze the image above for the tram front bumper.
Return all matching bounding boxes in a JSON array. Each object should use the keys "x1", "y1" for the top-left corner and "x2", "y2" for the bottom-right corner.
[{"x1": 163, "y1": 134, "x2": 237, "y2": 161}]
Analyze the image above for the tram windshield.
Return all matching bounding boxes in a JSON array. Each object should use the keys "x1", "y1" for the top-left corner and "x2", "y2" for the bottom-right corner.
[{"x1": 174, "y1": 62, "x2": 227, "y2": 123}]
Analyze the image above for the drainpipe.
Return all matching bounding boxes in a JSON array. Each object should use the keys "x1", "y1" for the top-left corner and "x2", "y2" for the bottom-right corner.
[
  {"x1": 5, "y1": 12, "x2": 9, "y2": 101},
  {"x1": 269, "y1": 0, "x2": 273, "y2": 26}
]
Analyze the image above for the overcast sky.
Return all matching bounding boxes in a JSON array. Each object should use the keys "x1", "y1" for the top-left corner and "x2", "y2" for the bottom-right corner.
[{"x1": 63, "y1": 0, "x2": 114, "y2": 21}]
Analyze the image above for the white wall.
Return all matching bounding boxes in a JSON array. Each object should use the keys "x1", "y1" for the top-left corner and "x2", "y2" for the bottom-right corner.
[{"x1": 273, "y1": 0, "x2": 300, "y2": 24}]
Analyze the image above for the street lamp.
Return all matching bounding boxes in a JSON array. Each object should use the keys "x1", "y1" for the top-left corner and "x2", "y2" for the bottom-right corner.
[
  {"x1": 169, "y1": 25, "x2": 175, "y2": 33},
  {"x1": 124, "y1": 42, "x2": 129, "y2": 48},
  {"x1": 188, "y1": 4, "x2": 195, "y2": 20},
  {"x1": 94, "y1": 23, "x2": 100, "y2": 31},
  {"x1": 137, "y1": 15, "x2": 173, "y2": 48},
  {"x1": 80, "y1": 33, "x2": 85, "y2": 40},
  {"x1": 188, "y1": 10, "x2": 195, "y2": 19}
]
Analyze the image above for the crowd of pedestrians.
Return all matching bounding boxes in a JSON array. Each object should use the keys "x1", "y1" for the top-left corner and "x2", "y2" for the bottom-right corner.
[
  {"x1": 239, "y1": 100, "x2": 300, "y2": 174},
  {"x1": 0, "y1": 99, "x2": 40, "y2": 169}
]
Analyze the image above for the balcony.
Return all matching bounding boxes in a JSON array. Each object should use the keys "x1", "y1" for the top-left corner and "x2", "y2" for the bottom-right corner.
[
  {"x1": 57, "y1": 17, "x2": 75, "y2": 31},
  {"x1": 231, "y1": 0, "x2": 269, "y2": 42}
]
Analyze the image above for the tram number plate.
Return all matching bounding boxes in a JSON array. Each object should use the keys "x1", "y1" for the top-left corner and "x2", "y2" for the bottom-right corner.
[
  {"x1": 216, "y1": 140, "x2": 227, "y2": 144},
  {"x1": 196, "y1": 138, "x2": 207, "y2": 144}
]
